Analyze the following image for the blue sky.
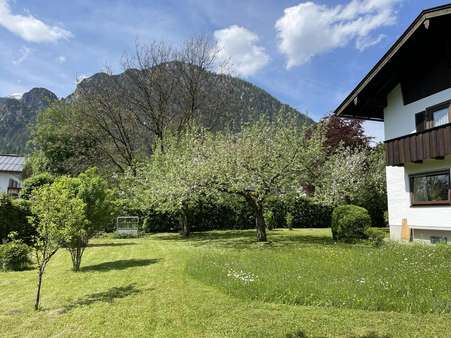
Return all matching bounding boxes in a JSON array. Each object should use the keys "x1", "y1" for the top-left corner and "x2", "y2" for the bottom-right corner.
[{"x1": 0, "y1": 0, "x2": 448, "y2": 141}]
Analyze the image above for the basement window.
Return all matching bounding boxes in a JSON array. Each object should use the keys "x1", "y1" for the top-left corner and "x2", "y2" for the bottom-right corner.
[
  {"x1": 430, "y1": 236, "x2": 448, "y2": 244},
  {"x1": 409, "y1": 170, "x2": 451, "y2": 206}
]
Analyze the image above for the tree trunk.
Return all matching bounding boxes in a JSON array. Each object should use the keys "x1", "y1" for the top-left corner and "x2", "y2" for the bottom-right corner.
[
  {"x1": 35, "y1": 266, "x2": 44, "y2": 310},
  {"x1": 255, "y1": 206, "x2": 267, "y2": 242},
  {"x1": 179, "y1": 209, "x2": 190, "y2": 238},
  {"x1": 69, "y1": 246, "x2": 85, "y2": 272},
  {"x1": 244, "y1": 195, "x2": 267, "y2": 242}
]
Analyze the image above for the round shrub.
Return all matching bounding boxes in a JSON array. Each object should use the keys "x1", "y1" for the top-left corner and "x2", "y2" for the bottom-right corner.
[
  {"x1": 0, "y1": 240, "x2": 32, "y2": 271},
  {"x1": 366, "y1": 228, "x2": 386, "y2": 247},
  {"x1": 331, "y1": 204, "x2": 371, "y2": 242}
]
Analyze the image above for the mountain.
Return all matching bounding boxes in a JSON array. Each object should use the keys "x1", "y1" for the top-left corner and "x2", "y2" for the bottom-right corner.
[
  {"x1": 0, "y1": 88, "x2": 57, "y2": 154},
  {"x1": 73, "y1": 67, "x2": 314, "y2": 131},
  {"x1": 0, "y1": 68, "x2": 314, "y2": 155}
]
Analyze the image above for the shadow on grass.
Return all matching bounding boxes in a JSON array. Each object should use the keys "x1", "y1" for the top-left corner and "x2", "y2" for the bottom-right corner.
[
  {"x1": 284, "y1": 330, "x2": 391, "y2": 338},
  {"x1": 155, "y1": 229, "x2": 336, "y2": 249},
  {"x1": 89, "y1": 242, "x2": 137, "y2": 247},
  {"x1": 80, "y1": 258, "x2": 160, "y2": 272},
  {"x1": 63, "y1": 284, "x2": 142, "y2": 312}
]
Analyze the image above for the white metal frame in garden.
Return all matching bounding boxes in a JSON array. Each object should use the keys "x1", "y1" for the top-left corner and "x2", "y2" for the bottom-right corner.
[{"x1": 116, "y1": 216, "x2": 140, "y2": 236}]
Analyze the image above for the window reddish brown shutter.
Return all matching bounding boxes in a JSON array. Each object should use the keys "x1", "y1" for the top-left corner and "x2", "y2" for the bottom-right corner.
[{"x1": 415, "y1": 111, "x2": 426, "y2": 132}]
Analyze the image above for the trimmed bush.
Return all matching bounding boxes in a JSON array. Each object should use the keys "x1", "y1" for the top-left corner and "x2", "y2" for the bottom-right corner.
[
  {"x1": 0, "y1": 240, "x2": 31, "y2": 271},
  {"x1": 266, "y1": 195, "x2": 333, "y2": 229},
  {"x1": 0, "y1": 194, "x2": 35, "y2": 244},
  {"x1": 367, "y1": 228, "x2": 386, "y2": 247},
  {"x1": 331, "y1": 205, "x2": 371, "y2": 242}
]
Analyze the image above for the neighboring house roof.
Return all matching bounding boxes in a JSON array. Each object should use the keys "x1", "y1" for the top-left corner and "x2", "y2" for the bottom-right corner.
[
  {"x1": 335, "y1": 4, "x2": 451, "y2": 121},
  {"x1": 0, "y1": 155, "x2": 25, "y2": 173}
]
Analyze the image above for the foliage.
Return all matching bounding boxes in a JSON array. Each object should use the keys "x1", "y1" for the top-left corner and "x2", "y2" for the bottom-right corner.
[
  {"x1": 331, "y1": 205, "x2": 371, "y2": 242},
  {"x1": 30, "y1": 182, "x2": 88, "y2": 309},
  {"x1": 367, "y1": 228, "x2": 386, "y2": 247},
  {"x1": 186, "y1": 230, "x2": 451, "y2": 315},
  {"x1": 314, "y1": 145, "x2": 386, "y2": 226},
  {"x1": 263, "y1": 209, "x2": 275, "y2": 230},
  {"x1": 30, "y1": 102, "x2": 98, "y2": 175},
  {"x1": 19, "y1": 172, "x2": 55, "y2": 200},
  {"x1": 0, "y1": 193, "x2": 35, "y2": 244},
  {"x1": 285, "y1": 212, "x2": 294, "y2": 230},
  {"x1": 315, "y1": 147, "x2": 368, "y2": 206},
  {"x1": 319, "y1": 113, "x2": 370, "y2": 153},
  {"x1": 55, "y1": 168, "x2": 114, "y2": 270},
  {"x1": 0, "y1": 234, "x2": 31, "y2": 271}
]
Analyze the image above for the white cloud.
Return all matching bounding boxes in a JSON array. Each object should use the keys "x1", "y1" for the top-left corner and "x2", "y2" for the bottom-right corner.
[
  {"x1": 214, "y1": 25, "x2": 270, "y2": 77},
  {"x1": 356, "y1": 33, "x2": 386, "y2": 51},
  {"x1": 275, "y1": 0, "x2": 398, "y2": 68},
  {"x1": 12, "y1": 46, "x2": 31, "y2": 65},
  {"x1": 57, "y1": 55, "x2": 66, "y2": 64},
  {"x1": 0, "y1": 0, "x2": 73, "y2": 43}
]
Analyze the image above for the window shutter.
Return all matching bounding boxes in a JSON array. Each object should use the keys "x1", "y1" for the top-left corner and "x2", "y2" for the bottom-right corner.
[{"x1": 415, "y1": 111, "x2": 426, "y2": 132}]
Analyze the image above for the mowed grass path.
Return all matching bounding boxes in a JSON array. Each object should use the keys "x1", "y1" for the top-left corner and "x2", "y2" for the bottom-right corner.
[{"x1": 0, "y1": 229, "x2": 449, "y2": 337}]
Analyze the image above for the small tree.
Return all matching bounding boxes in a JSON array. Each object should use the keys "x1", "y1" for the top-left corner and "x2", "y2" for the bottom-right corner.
[
  {"x1": 30, "y1": 184, "x2": 87, "y2": 310},
  {"x1": 57, "y1": 168, "x2": 113, "y2": 271}
]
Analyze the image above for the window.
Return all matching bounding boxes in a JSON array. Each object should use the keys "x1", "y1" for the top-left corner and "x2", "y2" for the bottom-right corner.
[
  {"x1": 430, "y1": 236, "x2": 448, "y2": 244},
  {"x1": 410, "y1": 170, "x2": 450, "y2": 206},
  {"x1": 7, "y1": 178, "x2": 21, "y2": 197},
  {"x1": 415, "y1": 100, "x2": 451, "y2": 132}
]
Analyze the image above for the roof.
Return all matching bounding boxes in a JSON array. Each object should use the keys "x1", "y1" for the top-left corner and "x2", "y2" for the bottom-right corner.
[
  {"x1": 0, "y1": 155, "x2": 25, "y2": 173},
  {"x1": 334, "y1": 4, "x2": 451, "y2": 121}
]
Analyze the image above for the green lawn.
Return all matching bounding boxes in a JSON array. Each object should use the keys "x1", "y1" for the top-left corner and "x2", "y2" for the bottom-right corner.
[{"x1": 0, "y1": 229, "x2": 450, "y2": 337}]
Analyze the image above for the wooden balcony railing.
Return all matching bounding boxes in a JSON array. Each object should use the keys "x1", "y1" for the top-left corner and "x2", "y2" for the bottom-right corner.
[{"x1": 385, "y1": 123, "x2": 451, "y2": 166}]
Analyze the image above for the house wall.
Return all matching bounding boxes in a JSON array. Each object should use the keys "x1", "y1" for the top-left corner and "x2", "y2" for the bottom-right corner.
[
  {"x1": 384, "y1": 83, "x2": 451, "y2": 243},
  {"x1": 0, "y1": 172, "x2": 21, "y2": 193},
  {"x1": 384, "y1": 84, "x2": 451, "y2": 140}
]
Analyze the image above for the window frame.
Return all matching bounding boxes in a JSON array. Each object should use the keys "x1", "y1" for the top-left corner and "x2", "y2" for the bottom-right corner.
[
  {"x1": 409, "y1": 169, "x2": 451, "y2": 207},
  {"x1": 415, "y1": 100, "x2": 451, "y2": 132}
]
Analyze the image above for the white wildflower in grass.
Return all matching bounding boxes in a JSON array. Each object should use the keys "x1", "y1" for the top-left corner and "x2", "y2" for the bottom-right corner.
[{"x1": 227, "y1": 268, "x2": 257, "y2": 284}]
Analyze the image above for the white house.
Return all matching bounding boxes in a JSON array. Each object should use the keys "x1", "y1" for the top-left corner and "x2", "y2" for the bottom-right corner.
[
  {"x1": 335, "y1": 4, "x2": 451, "y2": 244},
  {"x1": 0, "y1": 155, "x2": 25, "y2": 197}
]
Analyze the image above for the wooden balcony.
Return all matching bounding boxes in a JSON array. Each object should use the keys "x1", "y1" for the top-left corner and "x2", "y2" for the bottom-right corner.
[{"x1": 385, "y1": 123, "x2": 451, "y2": 166}]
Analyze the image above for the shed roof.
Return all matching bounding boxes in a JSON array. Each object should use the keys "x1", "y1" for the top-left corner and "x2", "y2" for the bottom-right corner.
[{"x1": 0, "y1": 155, "x2": 25, "y2": 173}]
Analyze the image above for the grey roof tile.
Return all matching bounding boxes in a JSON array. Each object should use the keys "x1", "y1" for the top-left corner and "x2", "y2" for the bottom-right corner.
[{"x1": 0, "y1": 155, "x2": 25, "y2": 172}]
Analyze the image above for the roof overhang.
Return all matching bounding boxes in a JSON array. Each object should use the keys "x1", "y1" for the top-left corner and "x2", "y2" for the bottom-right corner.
[{"x1": 334, "y1": 4, "x2": 451, "y2": 121}]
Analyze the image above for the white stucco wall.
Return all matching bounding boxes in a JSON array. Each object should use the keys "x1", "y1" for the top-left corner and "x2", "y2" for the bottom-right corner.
[
  {"x1": 0, "y1": 172, "x2": 21, "y2": 193},
  {"x1": 384, "y1": 84, "x2": 451, "y2": 140},
  {"x1": 386, "y1": 156, "x2": 451, "y2": 230},
  {"x1": 384, "y1": 84, "x2": 451, "y2": 242}
]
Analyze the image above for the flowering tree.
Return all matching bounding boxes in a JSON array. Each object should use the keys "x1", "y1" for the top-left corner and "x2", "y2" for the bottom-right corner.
[
  {"x1": 314, "y1": 146, "x2": 369, "y2": 206},
  {"x1": 314, "y1": 144, "x2": 387, "y2": 225},
  {"x1": 128, "y1": 128, "x2": 215, "y2": 237},
  {"x1": 210, "y1": 116, "x2": 324, "y2": 242}
]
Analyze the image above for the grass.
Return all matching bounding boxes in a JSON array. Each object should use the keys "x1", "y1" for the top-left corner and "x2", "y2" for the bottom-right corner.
[
  {"x1": 186, "y1": 232, "x2": 450, "y2": 314},
  {"x1": 0, "y1": 228, "x2": 450, "y2": 337}
]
